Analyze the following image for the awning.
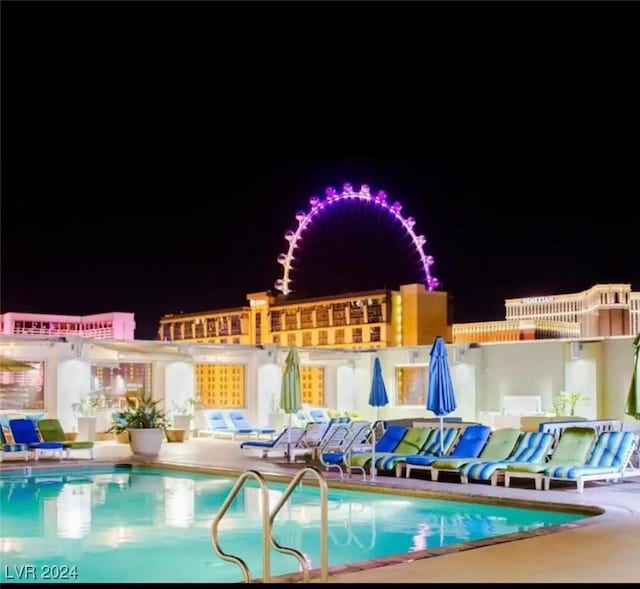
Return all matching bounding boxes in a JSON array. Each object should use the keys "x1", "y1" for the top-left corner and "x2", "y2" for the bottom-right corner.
[{"x1": 90, "y1": 341, "x2": 193, "y2": 362}]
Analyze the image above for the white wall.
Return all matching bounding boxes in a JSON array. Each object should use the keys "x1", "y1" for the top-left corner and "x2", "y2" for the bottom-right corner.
[
  {"x1": 257, "y1": 362, "x2": 281, "y2": 424},
  {"x1": 602, "y1": 336, "x2": 637, "y2": 425},
  {"x1": 477, "y1": 341, "x2": 565, "y2": 414},
  {"x1": 56, "y1": 359, "x2": 92, "y2": 431},
  {"x1": 164, "y1": 361, "x2": 195, "y2": 414}
]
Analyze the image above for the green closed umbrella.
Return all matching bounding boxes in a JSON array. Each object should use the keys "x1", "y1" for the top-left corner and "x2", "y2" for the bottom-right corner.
[
  {"x1": 625, "y1": 334, "x2": 640, "y2": 419},
  {"x1": 280, "y1": 347, "x2": 303, "y2": 459}
]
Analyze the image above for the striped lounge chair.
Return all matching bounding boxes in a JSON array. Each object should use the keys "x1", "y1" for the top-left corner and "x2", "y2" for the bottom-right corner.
[
  {"x1": 543, "y1": 431, "x2": 639, "y2": 492},
  {"x1": 429, "y1": 428, "x2": 522, "y2": 482},
  {"x1": 376, "y1": 427, "x2": 460, "y2": 475},
  {"x1": 459, "y1": 431, "x2": 554, "y2": 485},
  {"x1": 0, "y1": 425, "x2": 31, "y2": 462},
  {"x1": 401, "y1": 424, "x2": 491, "y2": 478},
  {"x1": 503, "y1": 426, "x2": 597, "y2": 490},
  {"x1": 363, "y1": 427, "x2": 437, "y2": 474},
  {"x1": 343, "y1": 425, "x2": 408, "y2": 475}
]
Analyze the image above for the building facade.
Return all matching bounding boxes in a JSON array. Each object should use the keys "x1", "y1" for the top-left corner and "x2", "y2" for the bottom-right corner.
[
  {"x1": 157, "y1": 283, "x2": 450, "y2": 349},
  {"x1": 0, "y1": 312, "x2": 136, "y2": 340},
  {"x1": 452, "y1": 283, "x2": 640, "y2": 344}
]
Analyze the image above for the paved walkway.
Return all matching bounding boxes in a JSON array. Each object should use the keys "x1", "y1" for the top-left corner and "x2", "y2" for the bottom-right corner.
[{"x1": 3, "y1": 436, "x2": 640, "y2": 583}]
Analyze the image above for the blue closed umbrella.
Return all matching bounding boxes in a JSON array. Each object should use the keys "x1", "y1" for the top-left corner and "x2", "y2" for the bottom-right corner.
[
  {"x1": 368, "y1": 357, "x2": 389, "y2": 422},
  {"x1": 427, "y1": 336, "x2": 457, "y2": 455}
]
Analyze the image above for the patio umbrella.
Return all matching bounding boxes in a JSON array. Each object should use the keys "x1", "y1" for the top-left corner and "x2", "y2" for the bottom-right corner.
[
  {"x1": 625, "y1": 333, "x2": 640, "y2": 419},
  {"x1": 280, "y1": 346, "x2": 303, "y2": 455},
  {"x1": 427, "y1": 336, "x2": 457, "y2": 455},
  {"x1": 0, "y1": 357, "x2": 36, "y2": 372},
  {"x1": 368, "y1": 357, "x2": 389, "y2": 422}
]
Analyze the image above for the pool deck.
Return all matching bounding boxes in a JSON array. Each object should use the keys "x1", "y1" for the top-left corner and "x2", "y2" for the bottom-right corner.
[{"x1": 3, "y1": 436, "x2": 640, "y2": 583}]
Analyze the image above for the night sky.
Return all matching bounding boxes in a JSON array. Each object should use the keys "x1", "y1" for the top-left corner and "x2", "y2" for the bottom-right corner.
[{"x1": 2, "y1": 1, "x2": 639, "y2": 340}]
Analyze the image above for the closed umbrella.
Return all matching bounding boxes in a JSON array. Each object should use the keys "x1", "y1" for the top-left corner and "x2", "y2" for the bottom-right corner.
[
  {"x1": 625, "y1": 334, "x2": 640, "y2": 419},
  {"x1": 368, "y1": 357, "x2": 389, "y2": 422},
  {"x1": 426, "y1": 336, "x2": 457, "y2": 455},
  {"x1": 0, "y1": 357, "x2": 36, "y2": 372},
  {"x1": 280, "y1": 347, "x2": 303, "y2": 458}
]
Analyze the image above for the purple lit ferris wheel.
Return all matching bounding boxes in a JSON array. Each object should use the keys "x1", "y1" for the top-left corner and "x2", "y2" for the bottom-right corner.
[{"x1": 274, "y1": 183, "x2": 439, "y2": 295}]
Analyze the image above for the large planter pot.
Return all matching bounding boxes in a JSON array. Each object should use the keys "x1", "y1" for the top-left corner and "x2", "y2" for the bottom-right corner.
[{"x1": 128, "y1": 428, "x2": 164, "y2": 457}]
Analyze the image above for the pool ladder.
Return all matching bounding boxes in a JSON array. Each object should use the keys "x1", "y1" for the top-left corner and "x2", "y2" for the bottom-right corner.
[{"x1": 210, "y1": 466, "x2": 328, "y2": 583}]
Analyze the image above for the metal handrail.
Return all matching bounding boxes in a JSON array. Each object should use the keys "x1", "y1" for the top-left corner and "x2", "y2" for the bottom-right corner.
[
  {"x1": 269, "y1": 466, "x2": 329, "y2": 583},
  {"x1": 210, "y1": 469, "x2": 271, "y2": 583}
]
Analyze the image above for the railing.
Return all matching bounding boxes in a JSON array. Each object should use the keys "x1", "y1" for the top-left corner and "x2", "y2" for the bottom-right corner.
[
  {"x1": 210, "y1": 469, "x2": 271, "y2": 583},
  {"x1": 269, "y1": 466, "x2": 329, "y2": 583},
  {"x1": 210, "y1": 466, "x2": 329, "y2": 583}
]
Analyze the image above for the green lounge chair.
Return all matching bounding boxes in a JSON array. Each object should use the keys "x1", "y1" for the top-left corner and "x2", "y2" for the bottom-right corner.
[
  {"x1": 38, "y1": 418, "x2": 95, "y2": 459},
  {"x1": 352, "y1": 426, "x2": 436, "y2": 472},
  {"x1": 429, "y1": 428, "x2": 522, "y2": 482},
  {"x1": 503, "y1": 426, "x2": 597, "y2": 490},
  {"x1": 378, "y1": 427, "x2": 460, "y2": 474},
  {"x1": 542, "y1": 431, "x2": 639, "y2": 492},
  {"x1": 459, "y1": 431, "x2": 554, "y2": 486}
]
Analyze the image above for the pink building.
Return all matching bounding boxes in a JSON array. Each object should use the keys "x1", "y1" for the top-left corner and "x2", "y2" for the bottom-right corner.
[{"x1": 0, "y1": 311, "x2": 136, "y2": 340}]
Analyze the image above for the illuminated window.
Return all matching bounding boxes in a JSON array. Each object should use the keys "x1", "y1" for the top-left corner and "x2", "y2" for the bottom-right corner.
[
  {"x1": 302, "y1": 332, "x2": 312, "y2": 346},
  {"x1": 300, "y1": 366, "x2": 324, "y2": 405},
  {"x1": 287, "y1": 333, "x2": 297, "y2": 346},
  {"x1": 395, "y1": 366, "x2": 428, "y2": 406},
  {"x1": 370, "y1": 326, "x2": 381, "y2": 342},
  {"x1": 318, "y1": 330, "x2": 328, "y2": 345},
  {"x1": 335, "y1": 329, "x2": 344, "y2": 345},
  {"x1": 195, "y1": 364, "x2": 245, "y2": 408}
]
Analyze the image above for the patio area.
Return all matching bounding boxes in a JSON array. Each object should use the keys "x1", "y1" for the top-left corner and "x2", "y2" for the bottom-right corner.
[{"x1": 2, "y1": 436, "x2": 639, "y2": 583}]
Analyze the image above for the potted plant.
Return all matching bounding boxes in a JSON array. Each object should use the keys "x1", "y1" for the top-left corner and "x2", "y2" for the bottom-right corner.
[
  {"x1": 72, "y1": 394, "x2": 106, "y2": 442},
  {"x1": 109, "y1": 391, "x2": 168, "y2": 456}
]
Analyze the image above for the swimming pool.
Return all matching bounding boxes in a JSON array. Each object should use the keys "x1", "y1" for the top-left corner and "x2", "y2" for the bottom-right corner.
[{"x1": 0, "y1": 465, "x2": 590, "y2": 583}]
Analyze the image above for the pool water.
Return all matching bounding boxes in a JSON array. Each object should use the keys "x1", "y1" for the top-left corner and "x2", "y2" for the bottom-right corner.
[{"x1": 0, "y1": 466, "x2": 588, "y2": 583}]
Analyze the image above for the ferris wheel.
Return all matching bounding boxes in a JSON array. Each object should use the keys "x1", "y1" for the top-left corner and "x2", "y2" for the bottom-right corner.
[{"x1": 274, "y1": 183, "x2": 439, "y2": 295}]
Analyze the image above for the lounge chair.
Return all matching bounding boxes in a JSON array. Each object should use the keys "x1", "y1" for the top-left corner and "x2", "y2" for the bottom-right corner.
[
  {"x1": 347, "y1": 426, "x2": 433, "y2": 473},
  {"x1": 199, "y1": 410, "x2": 251, "y2": 439},
  {"x1": 318, "y1": 422, "x2": 376, "y2": 479},
  {"x1": 227, "y1": 410, "x2": 276, "y2": 440},
  {"x1": 429, "y1": 427, "x2": 522, "y2": 482},
  {"x1": 9, "y1": 419, "x2": 65, "y2": 460},
  {"x1": 286, "y1": 422, "x2": 330, "y2": 461},
  {"x1": 344, "y1": 425, "x2": 408, "y2": 474},
  {"x1": 37, "y1": 418, "x2": 95, "y2": 459},
  {"x1": 0, "y1": 425, "x2": 31, "y2": 462},
  {"x1": 307, "y1": 409, "x2": 329, "y2": 423},
  {"x1": 503, "y1": 426, "x2": 597, "y2": 490},
  {"x1": 376, "y1": 427, "x2": 460, "y2": 474},
  {"x1": 459, "y1": 431, "x2": 554, "y2": 485},
  {"x1": 402, "y1": 424, "x2": 491, "y2": 478},
  {"x1": 542, "y1": 431, "x2": 639, "y2": 492},
  {"x1": 239, "y1": 427, "x2": 306, "y2": 458}
]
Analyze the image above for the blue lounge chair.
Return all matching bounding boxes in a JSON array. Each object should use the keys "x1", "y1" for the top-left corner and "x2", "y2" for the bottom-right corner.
[
  {"x1": 459, "y1": 431, "x2": 554, "y2": 485},
  {"x1": 343, "y1": 425, "x2": 408, "y2": 473},
  {"x1": 227, "y1": 410, "x2": 276, "y2": 439},
  {"x1": 0, "y1": 425, "x2": 31, "y2": 462},
  {"x1": 9, "y1": 419, "x2": 64, "y2": 460},
  {"x1": 378, "y1": 427, "x2": 460, "y2": 474},
  {"x1": 240, "y1": 427, "x2": 306, "y2": 458},
  {"x1": 543, "y1": 431, "x2": 639, "y2": 492},
  {"x1": 200, "y1": 410, "x2": 248, "y2": 439},
  {"x1": 402, "y1": 424, "x2": 491, "y2": 478}
]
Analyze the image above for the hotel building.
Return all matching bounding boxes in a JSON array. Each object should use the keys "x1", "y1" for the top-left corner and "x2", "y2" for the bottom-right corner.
[
  {"x1": 157, "y1": 283, "x2": 450, "y2": 349},
  {"x1": 0, "y1": 311, "x2": 136, "y2": 340},
  {"x1": 157, "y1": 283, "x2": 449, "y2": 409},
  {"x1": 453, "y1": 283, "x2": 640, "y2": 344}
]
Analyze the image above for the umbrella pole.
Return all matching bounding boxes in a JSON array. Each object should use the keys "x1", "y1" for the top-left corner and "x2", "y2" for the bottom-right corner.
[
  {"x1": 287, "y1": 413, "x2": 292, "y2": 463},
  {"x1": 439, "y1": 416, "x2": 444, "y2": 456}
]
